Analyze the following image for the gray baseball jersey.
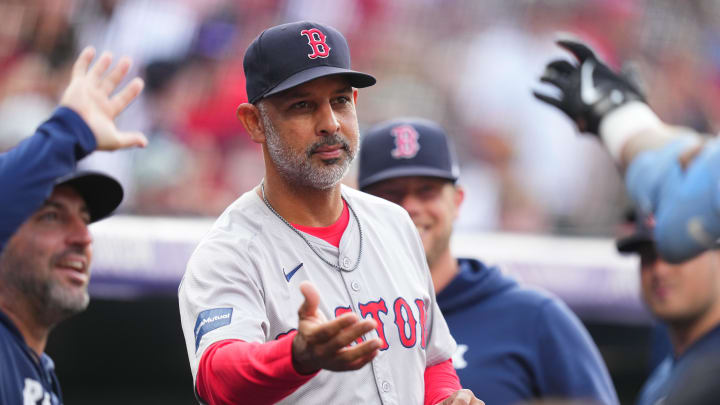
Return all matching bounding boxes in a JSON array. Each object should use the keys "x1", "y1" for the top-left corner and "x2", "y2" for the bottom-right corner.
[{"x1": 179, "y1": 184, "x2": 456, "y2": 405}]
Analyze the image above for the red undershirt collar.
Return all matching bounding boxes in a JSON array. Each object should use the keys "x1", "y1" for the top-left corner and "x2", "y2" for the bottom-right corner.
[{"x1": 291, "y1": 200, "x2": 349, "y2": 248}]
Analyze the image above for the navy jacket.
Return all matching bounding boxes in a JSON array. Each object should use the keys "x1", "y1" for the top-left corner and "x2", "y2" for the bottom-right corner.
[
  {"x1": 0, "y1": 107, "x2": 95, "y2": 404},
  {"x1": 437, "y1": 258, "x2": 619, "y2": 405}
]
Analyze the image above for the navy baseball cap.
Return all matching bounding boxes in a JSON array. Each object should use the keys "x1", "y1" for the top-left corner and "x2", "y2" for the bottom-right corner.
[
  {"x1": 243, "y1": 21, "x2": 376, "y2": 104},
  {"x1": 54, "y1": 171, "x2": 124, "y2": 223},
  {"x1": 358, "y1": 118, "x2": 460, "y2": 190}
]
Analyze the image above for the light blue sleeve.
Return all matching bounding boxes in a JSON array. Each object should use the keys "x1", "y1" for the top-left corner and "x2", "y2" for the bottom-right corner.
[{"x1": 626, "y1": 138, "x2": 720, "y2": 263}]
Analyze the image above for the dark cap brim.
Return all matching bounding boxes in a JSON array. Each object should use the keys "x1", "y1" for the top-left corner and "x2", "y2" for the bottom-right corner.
[
  {"x1": 55, "y1": 171, "x2": 123, "y2": 223},
  {"x1": 616, "y1": 232, "x2": 653, "y2": 254},
  {"x1": 258, "y1": 66, "x2": 376, "y2": 102},
  {"x1": 359, "y1": 166, "x2": 458, "y2": 190}
]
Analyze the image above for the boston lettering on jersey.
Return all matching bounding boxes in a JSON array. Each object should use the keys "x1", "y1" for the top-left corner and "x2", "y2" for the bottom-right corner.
[{"x1": 275, "y1": 297, "x2": 428, "y2": 350}]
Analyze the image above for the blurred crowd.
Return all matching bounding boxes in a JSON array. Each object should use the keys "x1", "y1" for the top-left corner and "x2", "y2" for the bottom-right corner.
[{"x1": 2, "y1": 0, "x2": 719, "y2": 236}]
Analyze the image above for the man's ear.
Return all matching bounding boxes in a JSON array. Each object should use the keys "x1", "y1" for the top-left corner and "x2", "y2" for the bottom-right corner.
[
  {"x1": 353, "y1": 88, "x2": 358, "y2": 106},
  {"x1": 237, "y1": 103, "x2": 266, "y2": 144},
  {"x1": 453, "y1": 185, "x2": 465, "y2": 220}
]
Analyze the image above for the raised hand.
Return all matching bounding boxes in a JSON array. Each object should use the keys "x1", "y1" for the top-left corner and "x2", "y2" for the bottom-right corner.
[
  {"x1": 437, "y1": 389, "x2": 484, "y2": 405},
  {"x1": 291, "y1": 281, "x2": 381, "y2": 374},
  {"x1": 59, "y1": 46, "x2": 147, "y2": 150},
  {"x1": 533, "y1": 38, "x2": 645, "y2": 135}
]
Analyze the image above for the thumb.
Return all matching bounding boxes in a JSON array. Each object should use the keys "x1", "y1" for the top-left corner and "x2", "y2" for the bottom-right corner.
[
  {"x1": 115, "y1": 131, "x2": 148, "y2": 149},
  {"x1": 96, "y1": 131, "x2": 148, "y2": 151},
  {"x1": 298, "y1": 281, "x2": 320, "y2": 319}
]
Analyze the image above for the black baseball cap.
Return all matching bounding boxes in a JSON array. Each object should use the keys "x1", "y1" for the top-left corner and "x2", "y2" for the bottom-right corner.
[
  {"x1": 616, "y1": 212, "x2": 654, "y2": 254},
  {"x1": 358, "y1": 117, "x2": 460, "y2": 190},
  {"x1": 243, "y1": 21, "x2": 376, "y2": 104},
  {"x1": 54, "y1": 171, "x2": 124, "y2": 223}
]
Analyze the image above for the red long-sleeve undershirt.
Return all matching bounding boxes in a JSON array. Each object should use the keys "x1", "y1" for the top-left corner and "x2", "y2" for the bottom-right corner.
[
  {"x1": 196, "y1": 334, "x2": 460, "y2": 405},
  {"x1": 196, "y1": 201, "x2": 461, "y2": 404}
]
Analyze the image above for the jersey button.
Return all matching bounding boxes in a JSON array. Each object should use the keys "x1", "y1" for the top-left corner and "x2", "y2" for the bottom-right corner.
[
  {"x1": 351, "y1": 280, "x2": 360, "y2": 291},
  {"x1": 381, "y1": 380, "x2": 391, "y2": 392},
  {"x1": 342, "y1": 256, "x2": 351, "y2": 269}
]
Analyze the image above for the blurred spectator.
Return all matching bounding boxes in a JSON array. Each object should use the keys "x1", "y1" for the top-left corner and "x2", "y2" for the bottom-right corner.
[{"x1": 1, "y1": 0, "x2": 720, "y2": 233}]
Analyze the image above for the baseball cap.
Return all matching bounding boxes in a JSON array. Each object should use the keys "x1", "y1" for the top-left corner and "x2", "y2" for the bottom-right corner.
[
  {"x1": 616, "y1": 212, "x2": 654, "y2": 254},
  {"x1": 54, "y1": 171, "x2": 124, "y2": 223},
  {"x1": 243, "y1": 21, "x2": 376, "y2": 104},
  {"x1": 358, "y1": 118, "x2": 460, "y2": 190}
]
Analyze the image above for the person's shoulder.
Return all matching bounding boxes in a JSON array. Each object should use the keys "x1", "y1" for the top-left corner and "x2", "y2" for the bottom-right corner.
[
  {"x1": 491, "y1": 279, "x2": 556, "y2": 308},
  {"x1": 191, "y1": 188, "x2": 268, "y2": 257}
]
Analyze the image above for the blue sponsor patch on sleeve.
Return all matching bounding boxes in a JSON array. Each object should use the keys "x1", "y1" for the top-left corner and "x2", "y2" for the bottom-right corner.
[{"x1": 194, "y1": 308, "x2": 233, "y2": 351}]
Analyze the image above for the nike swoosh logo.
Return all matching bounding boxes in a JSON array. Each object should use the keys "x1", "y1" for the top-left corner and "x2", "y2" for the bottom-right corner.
[
  {"x1": 580, "y1": 60, "x2": 601, "y2": 105},
  {"x1": 283, "y1": 263, "x2": 304, "y2": 282}
]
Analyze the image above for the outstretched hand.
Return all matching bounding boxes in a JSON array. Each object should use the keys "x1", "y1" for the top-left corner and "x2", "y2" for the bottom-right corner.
[
  {"x1": 291, "y1": 281, "x2": 381, "y2": 375},
  {"x1": 59, "y1": 46, "x2": 147, "y2": 150},
  {"x1": 533, "y1": 38, "x2": 644, "y2": 135}
]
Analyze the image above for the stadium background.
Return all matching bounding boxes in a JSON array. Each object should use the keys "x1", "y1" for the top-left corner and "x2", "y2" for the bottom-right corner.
[{"x1": 2, "y1": 0, "x2": 717, "y2": 403}]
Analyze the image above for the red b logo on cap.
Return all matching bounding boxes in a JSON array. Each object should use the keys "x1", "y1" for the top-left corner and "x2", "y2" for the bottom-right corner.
[
  {"x1": 391, "y1": 125, "x2": 421, "y2": 159},
  {"x1": 300, "y1": 29, "x2": 331, "y2": 59}
]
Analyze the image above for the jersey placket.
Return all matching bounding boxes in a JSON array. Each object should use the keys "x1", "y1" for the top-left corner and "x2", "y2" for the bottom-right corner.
[{"x1": 336, "y1": 212, "x2": 400, "y2": 405}]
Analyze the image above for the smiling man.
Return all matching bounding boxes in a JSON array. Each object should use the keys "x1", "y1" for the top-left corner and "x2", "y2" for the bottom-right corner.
[
  {"x1": 617, "y1": 217, "x2": 720, "y2": 405},
  {"x1": 178, "y1": 21, "x2": 482, "y2": 405},
  {"x1": 0, "y1": 47, "x2": 145, "y2": 404},
  {"x1": 359, "y1": 117, "x2": 618, "y2": 405}
]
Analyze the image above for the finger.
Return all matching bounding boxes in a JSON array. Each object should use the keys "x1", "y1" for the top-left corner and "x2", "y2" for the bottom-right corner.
[
  {"x1": 471, "y1": 398, "x2": 485, "y2": 405},
  {"x1": 109, "y1": 77, "x2": 144, "y2": 116},
  {"x1": 327, "y1": 318, "x2": 377, "y2": 351},
  {"x1": 539, "y1": 73, "x2": 567, "y2": 89},
  {"x1": 102, "y1": 56, "x2": 132, "y2": 95},
  {"x1": 298, "y1": 281, "x2": 321, "y2": 319},
  {"x1": 546, "y1": 59, "x2": 575, "y2": 75},
  {"x1": 532, "y1": 91, "x2": 563, "y2": 109},
  {"x1": 88, "y1": 51, "x2": 113, "y2": 82},
  {"x1": 557, "y1": 39, "x2": 595, "y2": 62},
  {"x1": 115, "y1": 131, "x2": 148, "y2": 149},
  {"x1": 335, "y1": 338, "x2": 381, "y2": 367},
  {"x1": 303, "y1": 312, "x2": 358, "y2": 343},
  {"x1": 343, "y1": 346, "x2": 380, "y2": 370},
  {"x1": 72, "y1": 47, "x2": 96, "y2": 78}
]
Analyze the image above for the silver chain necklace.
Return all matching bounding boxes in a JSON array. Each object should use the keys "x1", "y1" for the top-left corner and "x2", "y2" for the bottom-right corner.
[{"x1": 261, "y1": 182, "x2": 363, "y2": 272}]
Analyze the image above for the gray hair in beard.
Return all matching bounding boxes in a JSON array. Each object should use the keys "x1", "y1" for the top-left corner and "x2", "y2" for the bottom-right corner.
[{"x1": 257, "y1": 102, "x2": 356, "y2": 190}]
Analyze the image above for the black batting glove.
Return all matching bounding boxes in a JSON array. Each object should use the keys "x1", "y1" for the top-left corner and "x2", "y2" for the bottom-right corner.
[{"x1": 533, "y1": 39, "x2": 645, "y2": 135}]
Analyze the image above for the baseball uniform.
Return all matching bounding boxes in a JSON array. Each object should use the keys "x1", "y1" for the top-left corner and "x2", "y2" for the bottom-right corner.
[{"x1": 179, "y1": 184, "x2": 456, "y2": 405}]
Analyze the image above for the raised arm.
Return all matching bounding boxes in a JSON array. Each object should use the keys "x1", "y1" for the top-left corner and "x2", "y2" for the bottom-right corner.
[
  {"x1": 0, "y1": 46, "x2": 145, "y2": 251},
  {"x1": 535, "y1": 38, "x2": 719, "y2": 263}
]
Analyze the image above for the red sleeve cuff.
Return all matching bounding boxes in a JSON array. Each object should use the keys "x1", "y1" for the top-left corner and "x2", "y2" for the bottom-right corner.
[
  {"x1": 197, "y1": 331, "x2": 318, "y2": 405},
  {"x1": 424, "y1": 358, "x2": 462, "y2": 405}
]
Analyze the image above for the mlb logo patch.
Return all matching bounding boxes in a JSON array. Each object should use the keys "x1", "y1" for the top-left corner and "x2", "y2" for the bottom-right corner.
[{"x1": 391, "y1": 124, "x2": 421, "y2": 159}]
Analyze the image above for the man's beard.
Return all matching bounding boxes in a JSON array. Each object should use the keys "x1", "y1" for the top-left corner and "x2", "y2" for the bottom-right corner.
[
  {"x1": 260, "y1": 109, "x2": 356, "y2": 190},
  {"x1": 0, "y1": 247, "x2": 89, "y2": 327}
]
